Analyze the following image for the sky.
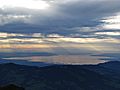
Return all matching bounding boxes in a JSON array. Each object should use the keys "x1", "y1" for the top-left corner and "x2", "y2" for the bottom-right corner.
[{"x1": 0, "y1": 0, "x2": 120, "y2": 65}]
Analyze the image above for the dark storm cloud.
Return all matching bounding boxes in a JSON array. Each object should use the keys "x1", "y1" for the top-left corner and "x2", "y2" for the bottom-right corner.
[
  {"x1": 39, "y1": 0, "x2": 120, "y2": 26},
  {"x1": 0, "y1": 0, "x2": 120, "y2": 38}
]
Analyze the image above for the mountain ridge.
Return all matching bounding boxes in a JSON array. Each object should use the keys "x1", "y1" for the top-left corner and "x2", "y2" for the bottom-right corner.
[{"x1": 0, "y1": 61, "x2": 120, "y2": 90}]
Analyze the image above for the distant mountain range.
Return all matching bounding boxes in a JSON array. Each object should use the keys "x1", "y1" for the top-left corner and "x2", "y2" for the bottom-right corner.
[{"x1": 0, "y1": 61, "x2": 120, "y2": 90}]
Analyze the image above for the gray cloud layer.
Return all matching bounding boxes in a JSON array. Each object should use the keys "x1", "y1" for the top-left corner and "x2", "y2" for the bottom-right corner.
[{"x1": 0, "y1": 0, "x2": 120, "y2": 39}]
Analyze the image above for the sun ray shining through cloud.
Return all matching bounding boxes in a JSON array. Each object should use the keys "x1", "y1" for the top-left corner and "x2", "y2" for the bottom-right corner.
[{"x1": 0, "y1": 0, "x2": 120, "y2": 65}]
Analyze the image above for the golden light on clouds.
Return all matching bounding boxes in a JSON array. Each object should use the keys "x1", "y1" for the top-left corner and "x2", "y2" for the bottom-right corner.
[
  {"x1": 0, "y1": 32, "x2": 120, "y2": 66},
  {"x1": 0, "y1": 44, "x2": 52, "y2": 49},
  {"x1": 0, "y1": 31, "x2": 119, "y2": 53}
]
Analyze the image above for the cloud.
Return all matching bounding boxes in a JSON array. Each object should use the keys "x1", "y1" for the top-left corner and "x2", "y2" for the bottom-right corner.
[
  {"x1": 93, "y1": 53, "x2": 120, "y2": 61},
  {"x1": 1, "y1": 0, "x2": 120, "y2": 65},
  {"x1": 100, "y1": 13, "x2": 120, "y2": 29},
  {"x1": 0, "y1": 14, "x2": 31, "y2": 25},
  {"x1": 0, "y1": 0, "x2": 120, "y2": 49},
  {"x1": 95, "y1": 32, "x2": 120, "y2": 36},
  {"x1": 0, "y1": 0, "x2": 120, "y2": 26},
  {"x1": 0, "y1": 32, "x2": 119, "y2": 49},
  {"x1": 0, "y1": 0, "x2": 49, "y2": 10}
]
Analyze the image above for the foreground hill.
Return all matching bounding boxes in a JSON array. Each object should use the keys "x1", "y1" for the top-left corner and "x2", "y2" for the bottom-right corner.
[
  {"x1": 0, "y1": 61, "x2": 120, "y2": 90},
  {"x1": 0, "y1": 84, "x2": 25, "y2": 90}
]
